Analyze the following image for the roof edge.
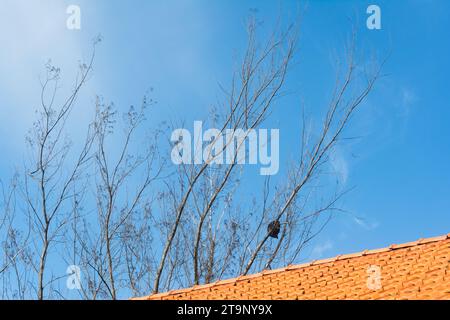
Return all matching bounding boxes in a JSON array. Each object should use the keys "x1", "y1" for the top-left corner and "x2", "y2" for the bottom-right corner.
[{"x1": 134, "y1": 233, "x2": 450, "y2": 300}]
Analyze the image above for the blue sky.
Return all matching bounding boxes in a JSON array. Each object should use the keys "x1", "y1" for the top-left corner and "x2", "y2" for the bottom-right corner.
[{"x1": 0, "y1": 0, "x2": 449, "y2": 267}]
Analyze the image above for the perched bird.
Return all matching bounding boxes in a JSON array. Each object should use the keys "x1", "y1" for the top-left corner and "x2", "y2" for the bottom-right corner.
[{"x1": 267, "y1": 220, "x2": 281, "y2": 239}]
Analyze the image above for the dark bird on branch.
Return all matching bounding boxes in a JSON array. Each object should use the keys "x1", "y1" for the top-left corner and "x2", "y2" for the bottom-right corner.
[{"x1": 267, "y1": 220, "x2": 281, "y2": 239}]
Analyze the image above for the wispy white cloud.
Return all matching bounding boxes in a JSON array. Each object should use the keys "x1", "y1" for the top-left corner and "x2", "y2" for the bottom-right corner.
[
  {"x1": 399, "y1": 87, "x2": 417, "y2": 118},
  {"x1": 310, "y1": 240, "x2": 333, "y2": 259},
  {"x1": 353, "y1": 216, "x2": 380, "y2": 231},
  {"x1": 0, "y1": 1, "x2": 91, "y2": 151},
  {"x1": 0, "y1": 0, "x2": 82, "y2": 86},
  {"x1": 330, "y1": 146, "x2": 349, "y2": 185}
]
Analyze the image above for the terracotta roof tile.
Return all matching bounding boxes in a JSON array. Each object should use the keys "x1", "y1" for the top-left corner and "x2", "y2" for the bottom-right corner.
[{"x1": 134, "y1": 234, "x2": 450, "y2": 300}]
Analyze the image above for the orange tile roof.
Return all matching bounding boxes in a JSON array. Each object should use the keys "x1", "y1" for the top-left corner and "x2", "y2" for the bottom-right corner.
[{"x1": 135, "y1": 234, "x2": 450, "y2": 300}]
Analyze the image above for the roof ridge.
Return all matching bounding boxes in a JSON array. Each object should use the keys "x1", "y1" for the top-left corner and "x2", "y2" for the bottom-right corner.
[{"x1": 135, "y1": 233, "x2": 450, "y2": 300}]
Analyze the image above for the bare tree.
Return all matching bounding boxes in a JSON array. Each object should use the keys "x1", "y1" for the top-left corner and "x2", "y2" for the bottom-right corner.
[
  {"x1": 242, "y1": 36, "x2": 385, "y2": 276},
  {"x1": 152, "y1": 18, "x2": 298, "y2": 292},
  {"x1": 0, "y1": 174, "x2": 32, "y2": 300},
  {"x1": 152, "y1": 21, "x2": 384, "y2": 292},
  {"x1": 0, "y1": 16, "x2": 384, "y2": 300},
  {"x1": 70, "y1": 96, "x2": 164, "y2": 299},
  {"x1": 21, "y1": 39, "x2": 100, "y2": 300}
]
